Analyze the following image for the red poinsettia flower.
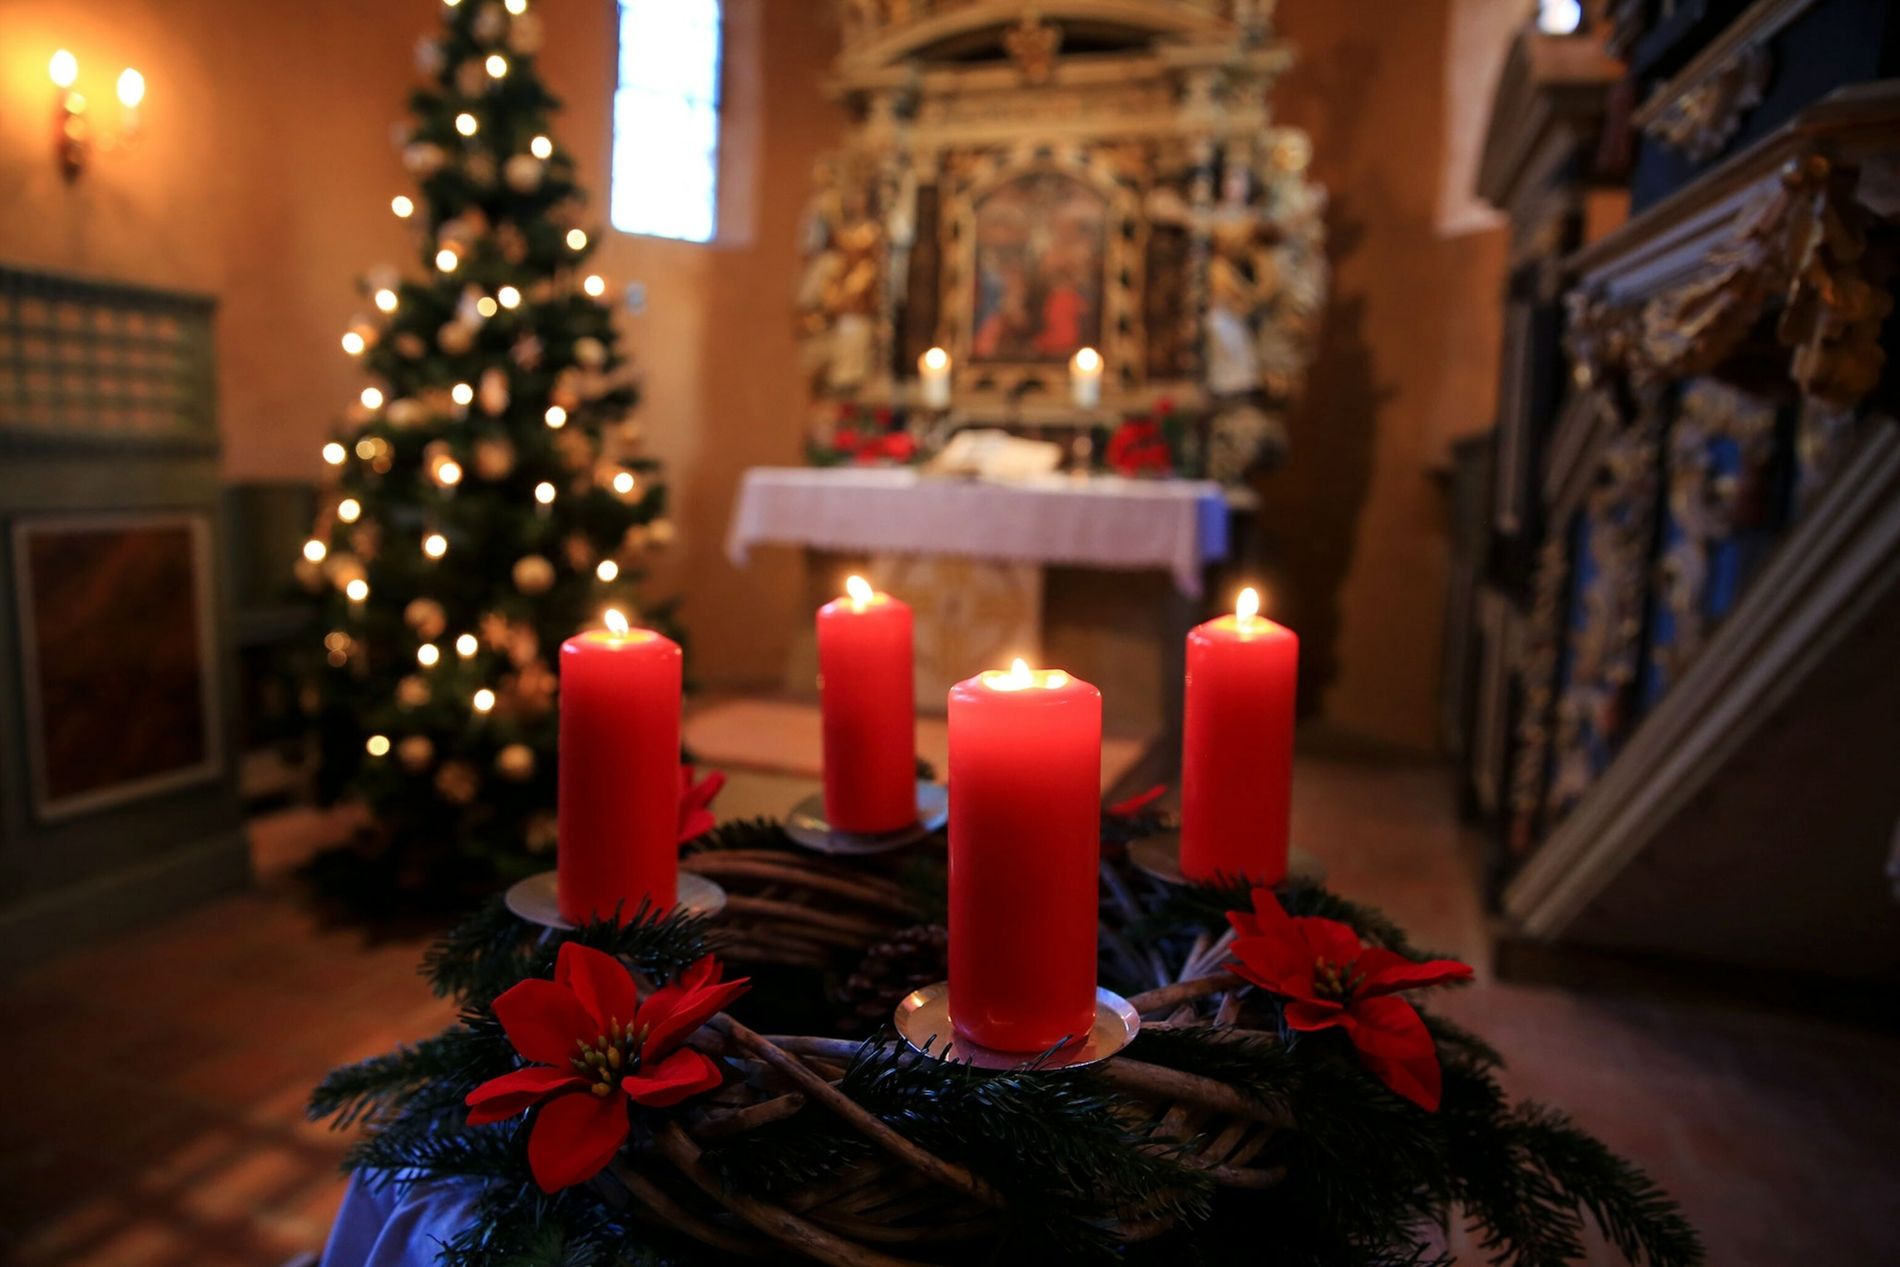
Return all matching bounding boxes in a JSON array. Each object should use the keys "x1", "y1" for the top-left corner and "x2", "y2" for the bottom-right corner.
[
  {"x1": 465, "y1": 943, "x2": 749, "y2": 1192},
  {"x1": 678, "y1": 764, "x2": 725, "y2": 844},
  {"x1": 1226, "y1": 888, "x2": 1471, "y2": 1110}
]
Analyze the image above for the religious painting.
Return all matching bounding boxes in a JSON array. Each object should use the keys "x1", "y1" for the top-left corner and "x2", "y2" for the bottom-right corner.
[
  {"x1": 13, "y1": 512, "x2": 221, "y2": 819},
  {"x1": 968, "y1": 172, "x2": 1108, "y2": 364}
]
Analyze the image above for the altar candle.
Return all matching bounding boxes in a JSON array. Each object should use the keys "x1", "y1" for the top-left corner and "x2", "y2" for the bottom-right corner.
[
  {"x1": 557, "y1": 609, "x2": 683, "y2": 924},
  {"x1": 1070, "y1": 346, "x2": 1103, "y2": 408},
  {"x1": 818, "y1": 576, "x2": 916, "y2": 833},
  {"x1": 1180, "y1": 587, "x2": 1298, "y2": 883},
  {"x1": 948, "y1": 659, "x2": 1101, "y2": 1051},
  {"x1": 918, "y1": 346, "x2": 952, "y2": 409}
]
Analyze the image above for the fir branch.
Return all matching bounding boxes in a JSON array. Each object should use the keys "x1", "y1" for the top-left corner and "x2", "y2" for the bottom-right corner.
[
  {"x1": 308, "y1": 1022, "x2": 510, "y2": 1129},
  {"x1": 699, "y1": 1110, "x2": 872, "y2": 1198},
  {"x1": 1509, "y1": 1106, "x2": 1705, "y2": 1267},
  {"x1": 422, "y1": 897, "x2": 712, "y2": 1008},
  {"x1": 1126, "y1": 1023, "x2": 1297, "y2": 1108}
]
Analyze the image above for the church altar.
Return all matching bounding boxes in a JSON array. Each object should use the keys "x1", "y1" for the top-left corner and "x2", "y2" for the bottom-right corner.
[
  {"x1": 726, "y1": 466, "x2": 1232, "y2": 598},
  {"x1": 727, "y1": 465, "x2": 1237, "y2": 727}
]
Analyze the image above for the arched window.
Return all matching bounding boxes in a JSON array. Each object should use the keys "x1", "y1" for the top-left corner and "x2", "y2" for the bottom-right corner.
[{"x1": 611, "y1": 0, "x2": 722, "y2": 243}]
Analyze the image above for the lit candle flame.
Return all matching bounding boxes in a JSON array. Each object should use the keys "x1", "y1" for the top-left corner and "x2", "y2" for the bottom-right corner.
[
  {"x1": 921, "y1": 346, "x2": 950, "y2": 372},
  {"x1": 1073, "y1": 347, "x2": 1102, "y2": 374},
  {"x1": 982, "y1": 657, "x2": 1068, "y2": 691},
  {"x1": 845, "y1": 574, "x2": 875, "y2": 607},
  {"x1": 604, "y1": 608, "x2": 630, "y2": 637},
  {"x1": 1236, "y1": 586, "x2": 1260, "y2": 625}
]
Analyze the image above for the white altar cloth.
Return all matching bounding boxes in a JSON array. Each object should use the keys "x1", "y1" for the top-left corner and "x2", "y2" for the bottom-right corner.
[{"x1": 724, "y1": 467, "x2": 1230, "y2": 598}]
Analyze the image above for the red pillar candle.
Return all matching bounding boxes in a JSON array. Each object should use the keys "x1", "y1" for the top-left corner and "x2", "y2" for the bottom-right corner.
[
  {"x1": 557, "y1": 609, "x2": 683, "y2": 924},
  {"x1": 818, "y1": 575, "x2": 916, "y2": 834},
  {"x1": 948, "y1": 659, "x2": 1102, "y2": 1052},
  {"x1": 1180, "y1": 588, "x2": 1298, "y2": 884}
]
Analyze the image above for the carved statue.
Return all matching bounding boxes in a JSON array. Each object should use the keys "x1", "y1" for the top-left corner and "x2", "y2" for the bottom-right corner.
[{"x1": 796, "y1": 161, "x2": 885, "y2": 397}]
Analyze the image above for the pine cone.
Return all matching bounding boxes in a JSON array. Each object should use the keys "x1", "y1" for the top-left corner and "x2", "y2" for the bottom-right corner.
[{"x1": 837, "y1": 924, "x2": 948, "y2": 1028}]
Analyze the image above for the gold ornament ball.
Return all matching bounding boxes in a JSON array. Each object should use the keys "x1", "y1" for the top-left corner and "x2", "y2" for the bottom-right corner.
[
  {"x1": 402, "y1": 142, "x2": 447, "y2": 176},
  {"x1": 512, "y1": 554, "x2": 555, "y2": 595},
  {"x1": 504, "y1": 154, "x2": 545, "y2": 194},
  {"x1": 435, "y1": 760, "x2": 480, "y2": 806},
  {"x1": 294, "y1": 557, "x2": 325, "y2": 591},
  {"x1": 495, "y1": 743, "x2": 536, "y2": 782},
  {"x1": 478, "y1": 366, "x2": 511, "y2": 415},
  {"x1": 465, "y1": 153, "x2": 498, "y2": 188},
  {"x1": 397, "y1": 674, "x2": 432, "y2": 708},
  {"x1": 405, "y1": 597, "x2": 448, "y2": 639},
  {"x1": 398, "y1": 734, "x2": 436, "y2": 772},
  {"x1": 395, "y1": 331, "x2": 427, "y2": 359},
  {"x1": 386, "y1": 397, "x2": 427, "y2": 428},
  {"x1": 525, "y1": 811, "x2": 559, "y2": 854},
  {"x1": 438, "y1": 321, "x2": 476, "y2": 356},
  {"x1": 572, "y1": 336, "x2": 607, "y2": 370},
  {"x1": 454, "y1": 59, "x2": 487, "y2": 98},
  {"x1": 562, "y1": 533, "x2": 597, "y2": 571},
  {"x1": 474, "y1": 435, "x2": 516, "y2": 480}
]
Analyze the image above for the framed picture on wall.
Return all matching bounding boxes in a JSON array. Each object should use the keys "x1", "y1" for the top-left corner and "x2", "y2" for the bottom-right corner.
[{"x1": 11, "y1": 511, "x2": 223, "y2": 821}]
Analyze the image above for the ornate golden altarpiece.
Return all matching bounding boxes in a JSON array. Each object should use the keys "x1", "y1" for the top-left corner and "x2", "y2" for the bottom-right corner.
[{"x1": 798, "y1": 0, "x2": 1327, "y2": 481}]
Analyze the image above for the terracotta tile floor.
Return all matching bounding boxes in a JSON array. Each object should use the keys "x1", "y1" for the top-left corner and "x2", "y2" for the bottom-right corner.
[{"x1": 1, "y1": 757, "x2": 1895, "y2": 1265}]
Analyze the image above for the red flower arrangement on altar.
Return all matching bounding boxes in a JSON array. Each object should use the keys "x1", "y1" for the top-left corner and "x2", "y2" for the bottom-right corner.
[
  {"x1": 1225, "y1": 888, "x2": 1472, "y2": 1110},
  {"x1": 1105, "y1": 398, "x2": 1182, "y2": 477},
  {"x1": 466, "y1": 943, "x2": 750, "y2": 1192},
  {"x1": 811, "y1": 403, "x2": 921, "y2": 467}
]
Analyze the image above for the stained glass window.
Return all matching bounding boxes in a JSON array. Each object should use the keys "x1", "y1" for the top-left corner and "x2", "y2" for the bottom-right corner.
[{"x1": 611, "y1": 0, "x2": 722, "y2": 243}]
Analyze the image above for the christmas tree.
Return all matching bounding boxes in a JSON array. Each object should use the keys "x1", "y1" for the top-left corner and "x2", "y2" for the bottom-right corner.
[{"x1": 299, "y1": 0, "x2": 673, "y2": 903}]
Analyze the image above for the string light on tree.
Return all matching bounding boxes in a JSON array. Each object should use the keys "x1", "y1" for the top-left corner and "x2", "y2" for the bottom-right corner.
[
  {"x1": 346, "y1": 578, "x2": 370, "y2": 602},
  {"x1": 472, "y1": 687, "x2": 497, "y2": 714},
  {"x1": 611, "y1": 471, "x2": 636, "y2": 496},
  {"x1": 534, "y1": 481, "x2": 556, "y2": 505},
  {"x1": 435, "y1": 248, "x2": 459, "y2": 273},
  {"x1": 566, "y1": 228, "x2": 587, "y2": 250},
  {"x1": 454, "y1": 112, "x2": 478, "y2": 137},
  {"x1": 417, "y1": 643, "x2": 441, "y2": 667},
  {"x1": 498, "y1": 285, "x2": 521, "y2": 309},
  {"x1": 451, "y1": 382, "x2": 474, "y2": 406},
  {"x1": 423, "y1": 531, "x2": 449, "y2": 558},
  {"x1": 303, "y1": 538, "x2": 328, "y2": 563},
  {"x1": 361, "y1": 387, "x2": 385, "y2": 410},
  {"x1": 504, "y1": 0, "x2": 528, "y2": 13},
  {"x1": 374, "y1": 287, "x2": 399, "y2": 312},
  {"x1": 485, "y1": 54, "x2": 509, "y2": 79},
  {"x1": 338, "y1": 497, "x2": 362, "y2": 523},
  {"x1": 475, "y1": 295, "x2": 498, "y2": 318},
  {"x1": 366, "y1": 734, "x2": 392, "y2": 757},
  {"x1": 323, "y1": 442, "x2": 348, "y2": 465},
  {"x1": 596, "y1": 559, "x2": 619, "y2": 582},
  {"x1": 455, "y1": 633, "x2": 479, "y2": 658},
  {"x1": 341, "y1": 330, "x2": 367, "y2": 356},
  {"x1": 544, "y1": 405, "x2": 567, "y2": 428},
  {"x1": 435, "y1": 460, "x2": 463, "y2": 488},
  {"x1": 582, "y1": 274, "x2": 607, "y2": 298},
  {"x1": 391, "y1": 195, "x2": 415, "y2": 218}
]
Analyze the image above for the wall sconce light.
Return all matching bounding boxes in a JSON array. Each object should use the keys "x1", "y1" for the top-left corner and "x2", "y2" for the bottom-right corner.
[{"x1": 49, "y1": 49, "x2": 145, "y2": 180}]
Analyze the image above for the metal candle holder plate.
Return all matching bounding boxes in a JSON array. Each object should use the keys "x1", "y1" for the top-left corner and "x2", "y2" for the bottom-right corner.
[
  {"x1": 893, "y1": 982, "x2": 1140, "y2": 1071},
  {"x1": 1128, "y1": 833, "x2": 1326, "y2": 888},
  {"x1": 785, "y1": 780, "x2": 949, "y2": 856},
  {"x1": 503, "y1": 869, "x2": 728, "y2": 931}
]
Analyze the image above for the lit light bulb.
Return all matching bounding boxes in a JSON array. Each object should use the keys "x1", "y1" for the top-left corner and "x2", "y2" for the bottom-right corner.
[
  {"x1": 582, "y1": 274, "x2": 607, "y2": 298},
  {"x1": 303, "y1": 538, "x2": 328, "y2": 563},
  {"x1": 454, "y1": 112, "x2": 478, "y2": 137},
  {"x1": 565, "y1": 228, "x2": 587, "y2": 250},
  {"x1": 417, "y1": 643, "x2": 441, "y2": 667},
  {"x1": 611, "y1": 471, "x2": 635, "y2": 495},
  {"x1": 1236, "y1": 586, "x2": 1261, "y2": 625},
  {"x1": 49, "y1": 49, "x2": 78, "y2": 89},
  {"x1": 374, "y1": 287, "x2": 398, "y2": 312},
  {"x1": 530, "y1": 135, "x2": 553, "y2": 160},
  {"x1": 475, "y1": 295, "x2": 499, "y2": 318},
  {"x1": 436, "y1": 460, "x2": 463, "y2": 487},
  {"x1": 423, "y1": 532, "x2": 448, "y2": 558},
  {"x1": 604, "y1": 608, "x2": 630, "y2": 636},
  {"x1": 544, "y1": 405, "x2": 567, "y2": 428},
  {"x1": 366, "y1": 734, "x2": 391, "y2": 757},
  {"x1": 497, "y1": 285, "x2": 521, "y2": 309},
  {"x1": 485, "y1": 53, "x2": 509, "y2": 78},
  {"x1": 360, "y1": 387, "x2": 385, "y2": 409},
  {"x1": 341, "y1": 330, "x2": 366, "y2": 356},
  {"x1": 337, "y1": 497, "x2": 361, "y2": 523},
  {"x1": 355, "y1": 438, "x2": 379, "y2": 460},
  {"x1": 455, "y1": 633, "x2": 479, "y2": 657},
  {"x1": 472, "y1": 687, "x2": 497, "y2": 713},
  {"x1": 434, "y1": 248, "x2": 458, "y2": 272},
  {"x1": 595, "y1": 559, "x2": 619, "y2": 582},
  {"x1": 444, "y1": 0, "x2": 462, "y2": 7},
  {"x1": 450, "y1": 382, "x2": 474, "y2": 406},
  {"x1": 346, "y1": 578, "x2": 370, "y2": 602},
  {"x1": 323, "y1": 442, "x2": 348, "y2": 465},
  {"x1": 391, "y1": 195, "x2": 415, "y2": 218},
  {"x1": 534, "y1": 481, "x2": 556, "y2": 505},
  {"x1": 845, "y1": 575, "x2": 875, "y2": 607},
  {"x1": 504, "y1": 0, "x2": 528, "y2": 14},
  {"x1": 116, "y1": 68, "x2": 145, "y2": 108}
]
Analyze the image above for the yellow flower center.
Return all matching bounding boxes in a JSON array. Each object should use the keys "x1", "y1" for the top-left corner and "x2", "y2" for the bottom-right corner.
[
  {"x1": 571, "y1": 1019, "x2": 647, "y2": 1097},
  {"x1": 1313, "y1": 958, "x2": 1364, "y2": 1002}
]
